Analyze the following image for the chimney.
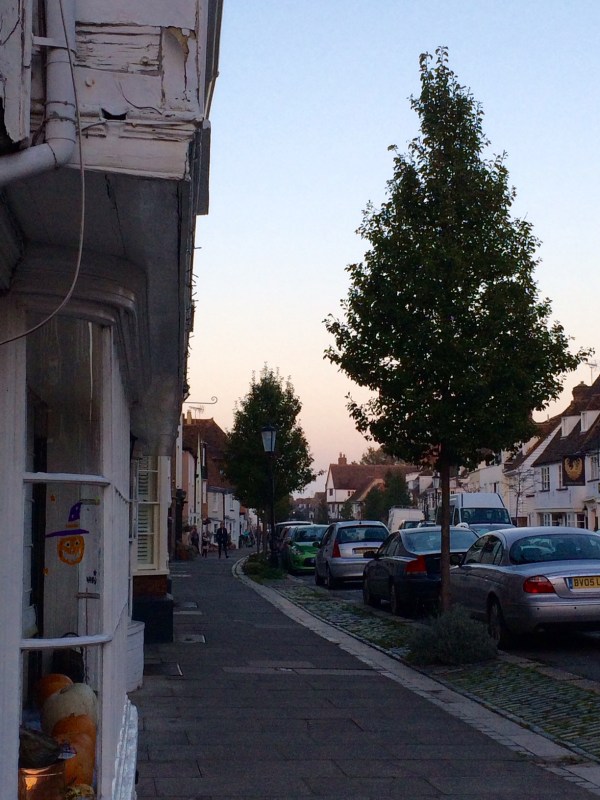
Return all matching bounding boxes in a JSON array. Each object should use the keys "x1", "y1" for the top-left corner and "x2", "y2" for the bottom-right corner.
[{"x1": 338, "y1": 453, "x2": 347, "y2": 465}]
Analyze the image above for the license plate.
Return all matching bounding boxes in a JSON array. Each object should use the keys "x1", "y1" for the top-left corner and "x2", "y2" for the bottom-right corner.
[{"x1": 569, "y1": 576, "x2": 600, "y2": 590}]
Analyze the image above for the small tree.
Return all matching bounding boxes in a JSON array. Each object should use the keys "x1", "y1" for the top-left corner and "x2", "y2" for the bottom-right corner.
[
  {"x1": 382, "y1": 470, "x2": 412, "y2": 512},
  {"x1": 325, "y1": 48, "x2": 590, "y2": 610},
  {"x1": 363, "y1": 486, "x2": 385, "y2": 521},
  {"x1": 315, "y1": 494, "x2": 329, "y2": 524},
  {"x1": 224, "y1": 367, "x2": 316, "y2": 543},
  {"x1": 360, "y1": 446, "x2": 398, "y2": 465},
  {"x1": 340, "y1": 498, "x2": 354, "y2": 520}
]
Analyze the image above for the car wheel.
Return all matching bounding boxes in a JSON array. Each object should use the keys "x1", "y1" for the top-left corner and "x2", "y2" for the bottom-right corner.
[
  {"x1": 363, "y1": 579, "x2": 380, "y2": 608},
  {"x1": 389, "y1": 583, "x2": 402, "y2": 616},
  {"x1": 325, "y1": 566, "x2": 339, "y2": 590},
  {"x1": 314, "y1": 568, "x2": 324, "y2": 586},
  {"x1": 487, "y1": 598, "x2": 512, "y2": 648}
]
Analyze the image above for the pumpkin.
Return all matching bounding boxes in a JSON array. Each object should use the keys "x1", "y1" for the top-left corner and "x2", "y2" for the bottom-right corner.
[
  {"x1": 51, "y1": 713, "x2": 96, "y2": 745},
  {"x1": 34, "y1": 673, "x2": 73, "y2": 708},
  {"x1": 64, "y1": 786, "x2": 95, "y2": 799},
  {"x1": 57, "y1": 732, "x2": 95, "y2": 786},
  {"x1": 41, "y1": 683, "x2": 98, "y2": 734}
]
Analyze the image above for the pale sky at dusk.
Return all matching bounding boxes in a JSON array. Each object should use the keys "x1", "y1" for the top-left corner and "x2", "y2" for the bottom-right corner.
[{"x1": 187, "y1": 1, "x2": 600, "y2": 494}]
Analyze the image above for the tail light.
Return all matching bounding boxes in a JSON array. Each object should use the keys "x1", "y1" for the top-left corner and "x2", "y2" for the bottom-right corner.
[
  {"x1": 523, "y1": 576, "x2": 556, "y2": 594},
  {"x1": 405, "y1": 555, "x2": 427, "y2": 576},
  {"x1": 332, "y1": 541, "x2": 341, "y2": 558}
]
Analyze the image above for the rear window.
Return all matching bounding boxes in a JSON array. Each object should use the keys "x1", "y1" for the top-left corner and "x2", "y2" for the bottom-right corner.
[
  {"x1": 510, "y1": 534, "x2": 600, "y2": 564},
  {"x1": 293, "y1": 528, "x2": 324, "y2": 543},
  {"x1": 337, "y1": 526, "x2": 387, "y2": 544},
  {"x1": 404, "y1": 529, "x2": 477, "y2": 553}
]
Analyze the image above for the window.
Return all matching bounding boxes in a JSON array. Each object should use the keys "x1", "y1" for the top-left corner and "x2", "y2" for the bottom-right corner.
[
  {"x1": 23, "y1": 318, "x2": 108, "y2": 711},
  {"x1": 328, "y1": 488, "x2": 333, "y2": 496},
  {"x1": 540, "y1": 466, "x2": 550, "y2": 491},
  {"x1": 581, "y1": 412, "x2": 589, "y2": 432},
  {"x1": 590, "y1": 453, "x2": 599, "y2": 481},
  {"x1": 136, "y1": 456, "x2": 160, "y2": 568},
  {"x1": 557, "y1": 463, "x2": 563, "y2": 490}
]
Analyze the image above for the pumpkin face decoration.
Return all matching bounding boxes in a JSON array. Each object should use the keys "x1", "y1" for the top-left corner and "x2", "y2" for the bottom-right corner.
[{"x1": 57, "y1": 534, "x2": 85, "y2": 565}]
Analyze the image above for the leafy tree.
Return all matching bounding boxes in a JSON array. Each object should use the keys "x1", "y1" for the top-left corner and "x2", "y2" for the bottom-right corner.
[
  {"x1": 363, "y1": 486, "x2": 385, "y2": 521},
  {"x1": 223, "y1": 367, "x2": 316, "y2": 532},
  {"x1": 340, "y1": 498, "x2": 354, "y2": 520},
  {"x1": 382, "y1": 470, "x2": 412, "y2": 512},
  {"x1": 325, "y1": 48, "x2": 590, "y2": 609},
  {"x1": 315, "y1": 494, "x2": 329, "y2": 524},
  {"x1": 360, "y1": 446, "x2": 398, "y2": 465}
]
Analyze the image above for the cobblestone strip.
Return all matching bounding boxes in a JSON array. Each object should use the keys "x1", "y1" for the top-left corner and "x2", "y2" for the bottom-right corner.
[{"x1": 268, "y1": 580, "x2": 600, "y2": 763}]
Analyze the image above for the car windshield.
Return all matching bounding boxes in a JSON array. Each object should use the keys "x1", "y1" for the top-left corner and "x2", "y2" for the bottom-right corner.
[
  {"x1": 461, "y1": 508, "x2": 512, "y2": 525},
  {"x1": 404, "y1": 529, "x2": 477, "y2": 552},
  {"x1": 337, "y1": 526, "x2": 387, "y2": 544},
  {"x1": 510, "y1": 533, "x2": 600, "y2": 564},
  {"x1": 293, "y1": 528, "x2": 323, "y2": 543}
]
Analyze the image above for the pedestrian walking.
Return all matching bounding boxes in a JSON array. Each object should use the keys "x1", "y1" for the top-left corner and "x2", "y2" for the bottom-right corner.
[
  {"x1": 201, "y1": 528, "x2": 210, "y2": 558},
  {"x1": 215, "y1": 522, "x2": 229, "y2": 559},
  {"x1": 190, "y1": 525, "x2": 199, "y2": 553}
]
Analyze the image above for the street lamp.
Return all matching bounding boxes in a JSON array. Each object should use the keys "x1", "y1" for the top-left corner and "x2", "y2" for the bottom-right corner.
[
  {"x1": 432, "y1": 472, "x2": 440, "y2": 521},
  {"x1": 261, "y1": 424, "x2": 277, "y2": 566}
]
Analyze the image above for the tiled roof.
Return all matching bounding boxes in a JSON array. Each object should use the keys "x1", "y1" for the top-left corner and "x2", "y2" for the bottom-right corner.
[
  {"x1": 329, "y1": 463, "x2": 417, "y2": 491},
  {"x1": 531, "y1": 380, "x2": 600, "y2": 467}
]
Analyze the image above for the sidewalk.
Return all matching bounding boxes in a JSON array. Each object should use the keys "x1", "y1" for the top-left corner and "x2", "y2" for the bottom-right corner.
[{"x1": 131, "y1": 552, "x2": 600, "y2": 798}]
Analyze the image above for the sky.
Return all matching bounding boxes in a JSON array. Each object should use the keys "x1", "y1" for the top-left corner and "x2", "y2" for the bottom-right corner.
[{"x1": 187, "y1": 1, "x2": 600, "y2": 494}]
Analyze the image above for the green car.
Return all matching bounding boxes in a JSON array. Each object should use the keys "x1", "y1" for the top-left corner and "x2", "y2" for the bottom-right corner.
[{"x1": 281, "y1": 525, "x2": 328, "y2": 574}]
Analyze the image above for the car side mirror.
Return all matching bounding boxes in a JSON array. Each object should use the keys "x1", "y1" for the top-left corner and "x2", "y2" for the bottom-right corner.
[
  {"x1": 450, "y1": 553, "x2": 465, "y2": 566},
  {"x1": 363, "y1": 549, "x2": 378, "y2": 559}
]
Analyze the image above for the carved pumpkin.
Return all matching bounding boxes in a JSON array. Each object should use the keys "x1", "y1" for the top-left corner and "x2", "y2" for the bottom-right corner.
[
  {"x1": 34, "y1": 673, "x2": 73, "y2": 708},
  {"x1": 42, "y1": 683, "x2": 98, "y2": 734},
  {"x1": 57, "y1": 732, "x2": 95, "y2": 786},
  {"x1": 52, "y1": 713, "x2": 96, "y2": 745}
]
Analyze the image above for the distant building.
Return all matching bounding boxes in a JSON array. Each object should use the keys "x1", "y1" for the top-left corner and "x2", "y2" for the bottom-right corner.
[{"x1": 324, "y1": 453, "x2": 417, "y2": 520}]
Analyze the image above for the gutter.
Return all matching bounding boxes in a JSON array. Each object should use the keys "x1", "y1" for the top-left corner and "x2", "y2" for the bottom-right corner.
[{"x1": 0, "y1": 0, "x2": 76, "y2": 187}]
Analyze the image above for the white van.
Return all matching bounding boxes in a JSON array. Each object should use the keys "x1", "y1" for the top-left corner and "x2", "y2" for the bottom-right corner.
[
  {"x1": 387, "y1": 507, "x2": 424, "y2": 532},
  {"x1": 436, "y1": 492, "x2": 511, "y2": 526}
]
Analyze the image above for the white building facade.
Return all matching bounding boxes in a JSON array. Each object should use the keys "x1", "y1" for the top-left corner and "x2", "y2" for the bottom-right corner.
[{"x1": 0, "y1": 1, "x2": 221, "y2": 797}]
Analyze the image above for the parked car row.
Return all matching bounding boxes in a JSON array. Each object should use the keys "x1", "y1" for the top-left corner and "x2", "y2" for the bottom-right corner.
[{"x1": 277, "y1": 520, "x2": 600, "y2": 649}]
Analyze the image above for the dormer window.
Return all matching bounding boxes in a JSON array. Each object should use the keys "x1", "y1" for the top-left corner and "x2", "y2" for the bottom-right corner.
[{"x1": 581, "y1": 411, "x2": 589, "y2": 433}]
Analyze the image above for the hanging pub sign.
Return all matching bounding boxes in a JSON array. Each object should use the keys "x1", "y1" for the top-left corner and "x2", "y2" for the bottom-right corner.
[{"x1": 562, "y1": 455, "x2": 586, "y2": 486}]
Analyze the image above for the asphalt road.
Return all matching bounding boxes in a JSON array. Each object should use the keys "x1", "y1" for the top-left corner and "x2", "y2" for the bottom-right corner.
[{"x1": 295, "y1": 573, "x2": 600, "y2": 684}]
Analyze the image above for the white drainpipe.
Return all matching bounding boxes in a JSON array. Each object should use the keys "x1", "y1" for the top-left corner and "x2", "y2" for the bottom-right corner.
[{"x1": 0, "y1": 0, "x2": 76, "y2": 187}]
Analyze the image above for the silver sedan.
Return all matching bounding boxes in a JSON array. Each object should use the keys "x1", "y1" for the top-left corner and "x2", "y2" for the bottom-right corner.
[{"x1": 450, "y1": 526, "x2": 600, "y2": 647}]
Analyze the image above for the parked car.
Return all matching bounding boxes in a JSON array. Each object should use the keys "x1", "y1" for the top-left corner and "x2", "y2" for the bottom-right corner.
[
  {"x1": 449, "y1": 526, "x2": 600, "y2": 647},
  {"x1": 362, "y1": 526, "x2": 478, "y2": 614},
  {"x1": 280, "y1": 524, "x2": 328, "y2": 574},
  {"x1": 315, "y1": 520, "x2": 389, "y2": 589}
]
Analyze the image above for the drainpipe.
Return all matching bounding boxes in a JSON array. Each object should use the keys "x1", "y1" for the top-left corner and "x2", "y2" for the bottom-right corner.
[{"x1": 0, "y1": 0, "x2": 76, "y2": 187}]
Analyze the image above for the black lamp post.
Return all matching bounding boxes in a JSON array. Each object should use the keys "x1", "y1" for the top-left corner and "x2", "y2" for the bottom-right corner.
[
  {"x1": 261, "y1": 423, "x2": 277, "y2": 567},
  {"x1": 432, "y1": 472, "x2": 440, "y2": 520}
]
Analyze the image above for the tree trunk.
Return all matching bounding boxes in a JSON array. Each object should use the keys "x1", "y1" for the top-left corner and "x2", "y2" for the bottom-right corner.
[{"x1": 439, "y1": 457, "x2": 452, "y2": 612}]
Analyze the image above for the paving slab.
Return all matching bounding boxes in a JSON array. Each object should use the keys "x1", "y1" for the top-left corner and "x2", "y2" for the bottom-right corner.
[{"x1": 131, "y1": 553, "x2": 600, "y2": 799}]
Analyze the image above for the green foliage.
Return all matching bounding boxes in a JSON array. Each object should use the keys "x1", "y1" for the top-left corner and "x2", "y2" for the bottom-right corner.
[
  {"x1": 224, "y1": 367, "x2": 316, "y2": 514},
  {"x1": 325, "y1": 47, "x2": 591, "y2": 472},
  {"x1": 360, "y1": 446, "x2": 398, "y2": 465},
  {"x1": 382, "y1": 470, "x2": 411, "y2": 511},
  {"x1": 315, "y1": 495, "x2": 329, "y2": 524},
  {"x1": 340, "y1": 498, "x2": 354, "y2": 520},
  {"x1": 242, "y1": 553, "x2": 285, "y2": 582},
  {"x1": 363, "y1": 486, "x2": 385, "y2": 521},
  {"x1": 406, "y1": 605, "x2": 497, "y2": 665},
  {"x1": 364, "y1": 471, "x2": 412, "y2": 523}
]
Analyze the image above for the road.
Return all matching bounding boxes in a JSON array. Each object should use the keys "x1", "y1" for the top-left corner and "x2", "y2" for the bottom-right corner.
[{"x1": 295, "y1": 573, "x2": 600, "y2": 683}]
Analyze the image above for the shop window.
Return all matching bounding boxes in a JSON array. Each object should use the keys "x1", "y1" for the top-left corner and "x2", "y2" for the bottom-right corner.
[{"x1": 22, "y1": 318, "x2": 107, "y2": 785}]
